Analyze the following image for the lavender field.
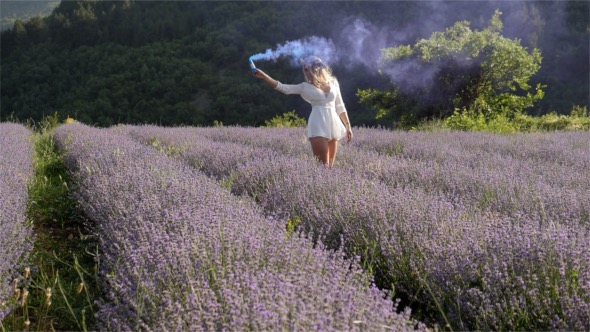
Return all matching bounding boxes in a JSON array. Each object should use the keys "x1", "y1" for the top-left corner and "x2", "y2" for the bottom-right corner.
[
  {"x1": 113, "y1": 124, "x2": 590, "y2": 331},
  {"x1": 0, "y1": 124, "x2": 34, "y2": 321},
  {"x1": 53, "y1": 123, "x2": 424, "y2": 331},
  {"x1": 3, "y1": 121, "x2": 589, "y2": 330}
]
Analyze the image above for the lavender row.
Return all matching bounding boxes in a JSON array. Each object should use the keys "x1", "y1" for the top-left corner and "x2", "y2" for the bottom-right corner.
[
  {"x1": 201, "y1": 126, "x2": 588, "y2": 169},
  {"x1": 350, "y1": 129, "x2": 589, "y2": 224},
  {"x1": 0, "y1": 123, "x2": 35, "y2": 320},
  {"x1": 54, "y1": 123, "x2": 424, "y2": 331},
  {"x1": 171, "y1": 126, "x2": 590, "y2": 228},
  {"x1": 120, "y1": 125, "x2": 590, "y2": 331},
  {"x1": 351, "y1": 128, "x2": 589, "y2": 168}
]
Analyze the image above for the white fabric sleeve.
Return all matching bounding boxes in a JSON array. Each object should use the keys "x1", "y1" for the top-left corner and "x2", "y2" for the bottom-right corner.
[
  {"x1": 334, "y1": 80, "x2": 347, "y2": 115},
  {"x1": 275, "y1": 81, "x2": 305, "y2": 95}
]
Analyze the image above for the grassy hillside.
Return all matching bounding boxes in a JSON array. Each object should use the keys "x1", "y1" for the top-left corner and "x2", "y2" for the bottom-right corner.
[{"x1": 1, "y1": 1, "x2": 588, "y2": 127}]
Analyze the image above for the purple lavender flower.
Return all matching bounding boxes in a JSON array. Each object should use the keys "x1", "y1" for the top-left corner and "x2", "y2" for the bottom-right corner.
[
  {"x1": 118, "y1": 124, "x2": 590, "y2": 331},
  {"x1": 0, "y1": 123, "x2": 34, "y2": 320},
  {"x1": 55, "y1": 123, "x2": 425, "y2": 331}
]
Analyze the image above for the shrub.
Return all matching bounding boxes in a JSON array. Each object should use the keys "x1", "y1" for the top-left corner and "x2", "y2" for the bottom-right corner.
[
  {"x1": 263, "y1": 110, "x2": 307, "y2": 128},
  {"x1": 444, "y1": 106, "x2": 590, "y2": 133}
]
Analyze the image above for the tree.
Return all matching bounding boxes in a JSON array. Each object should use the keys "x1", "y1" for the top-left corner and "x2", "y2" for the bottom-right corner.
[
  {"x1": 361, "y1": 10, "x2": 544, "y2": 128},
  {"x1": 24, "y1": 16, "x2": 48, "y2": 44},
  {"x1": 13, "y1": 19, "x2": 28, "y2": 46}
]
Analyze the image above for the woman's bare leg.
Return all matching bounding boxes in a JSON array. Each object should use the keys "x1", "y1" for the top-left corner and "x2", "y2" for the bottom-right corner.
[
  {"x1": 328, "y1": 139, "x2": 338, "y2": 168},
  {"x1": 309, "y1": 137, "x2": 330, "y2": 165}
]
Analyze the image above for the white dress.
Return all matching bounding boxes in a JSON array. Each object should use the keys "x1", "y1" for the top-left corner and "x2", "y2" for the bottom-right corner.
[{"x1": 275, "y1": 80, "x2": 347, "y2": 141}]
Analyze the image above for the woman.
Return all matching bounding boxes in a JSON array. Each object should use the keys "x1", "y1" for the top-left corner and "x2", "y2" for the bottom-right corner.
[{"x1": 253, "y1": 56, "x2": 353, "y2": 167}]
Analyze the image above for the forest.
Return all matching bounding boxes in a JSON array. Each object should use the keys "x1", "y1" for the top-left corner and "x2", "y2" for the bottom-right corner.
[
  {"x1": 0, "y1": 0, "x2": 59, "y2": 31},
  {"x1": 1, "y1": 1, "x2": 588, "y2": 128}
]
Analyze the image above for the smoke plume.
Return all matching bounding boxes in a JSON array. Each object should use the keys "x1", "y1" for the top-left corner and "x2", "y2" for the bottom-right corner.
[{"x1": 249, "y1": 36, "x2": 338, "y2": 66}]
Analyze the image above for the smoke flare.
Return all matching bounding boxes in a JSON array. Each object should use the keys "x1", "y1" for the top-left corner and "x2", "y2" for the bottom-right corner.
[{"x1": 249, "y1": 36, "x2": 338, "y2": 66}]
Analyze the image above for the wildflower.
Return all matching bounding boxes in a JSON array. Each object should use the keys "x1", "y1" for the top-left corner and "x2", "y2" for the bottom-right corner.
[
  {"x1": 45, "y1": 288, "x2": 52, "y2": 307},
  {"x1": 24, "y1": 319, "x2": 30, "y2": 329},
  {"x1": 76, "y1": 282, "x2": 84, "y2": 294},
  {"x1": 24, "y1": 267, "x2": 30, "y2": 279},
  {"x1": 20, "y1": 288, "x2": 29, "y2": 307}
]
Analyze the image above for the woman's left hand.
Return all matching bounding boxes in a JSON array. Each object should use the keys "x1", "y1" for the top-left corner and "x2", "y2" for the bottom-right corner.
[{"x1": 346, "y1": 128, "x2": 353, "y2": 143}]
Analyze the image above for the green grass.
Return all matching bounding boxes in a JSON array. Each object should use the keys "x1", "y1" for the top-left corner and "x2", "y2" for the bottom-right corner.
[{"x1": 1, "y1": 115, "x2": 99, "y2": 331}]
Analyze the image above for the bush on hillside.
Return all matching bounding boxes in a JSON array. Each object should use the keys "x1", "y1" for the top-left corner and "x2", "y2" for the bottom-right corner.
[{"x1": 444, "y1": 105, "x2": 590, "y2": 133}]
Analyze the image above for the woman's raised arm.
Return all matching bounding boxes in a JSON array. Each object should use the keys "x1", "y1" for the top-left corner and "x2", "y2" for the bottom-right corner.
[{"x1": 253, "y1": 69, "x2": 278, "y2": 89}]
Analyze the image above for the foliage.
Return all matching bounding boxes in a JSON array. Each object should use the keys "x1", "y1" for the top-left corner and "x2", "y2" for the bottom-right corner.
[
  {"x1": 263, "y1": 110, "x2": 307, "y2": 128},
  {"x1": 0, "y1": 1, "x2": 58, "y2": 30},
  {"x1": 363, "y1": 10, "x2": 545, "y2": 127},
  {"x1": 27, "y1": 116, "x2": 76, "y2": 229},
  {"x1": 444, "y1": 105, "x2": 590, "y2": 133},
  {"x1": 0, "y1": 1, "x2": 355, "y2": 127},
  {"x1": 357, "y1": 87, "x2": 421, "y2": 129},
  {"x1": 27, "y1": 119, "x2": 97, "y2": 331},
  {"x1": 570, "y1": 104, "x2": 589, "y2": 118},
  {"x1": 0, "y1": 2, "x2": 588, "y2": 128}
]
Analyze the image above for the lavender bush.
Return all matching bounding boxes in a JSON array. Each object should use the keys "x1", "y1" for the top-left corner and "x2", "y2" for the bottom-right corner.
[
  {"x1": 54, "y1": 123, "x2": 424, "y2": 331},
  {"x1": 0, "y1": 123, "x2": 34, "y2": 320},
  {"x1": 119, "y1": 125, "x2": 590, "y2": 331}
]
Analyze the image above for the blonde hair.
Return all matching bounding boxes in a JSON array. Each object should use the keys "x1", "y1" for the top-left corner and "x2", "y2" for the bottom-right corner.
[{"x1": 302, "y1": 56, "x2": 335, "y2": 89}]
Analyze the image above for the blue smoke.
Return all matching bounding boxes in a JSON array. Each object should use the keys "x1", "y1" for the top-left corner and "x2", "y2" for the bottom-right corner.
[{"x1": 249, "y1": 36, "x2": 338, "y2": 67}]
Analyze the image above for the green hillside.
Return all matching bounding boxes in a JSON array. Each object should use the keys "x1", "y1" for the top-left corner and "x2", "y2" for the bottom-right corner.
[{"x1": 1, "y1": 1, "x2": 588, "y2": 127}]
